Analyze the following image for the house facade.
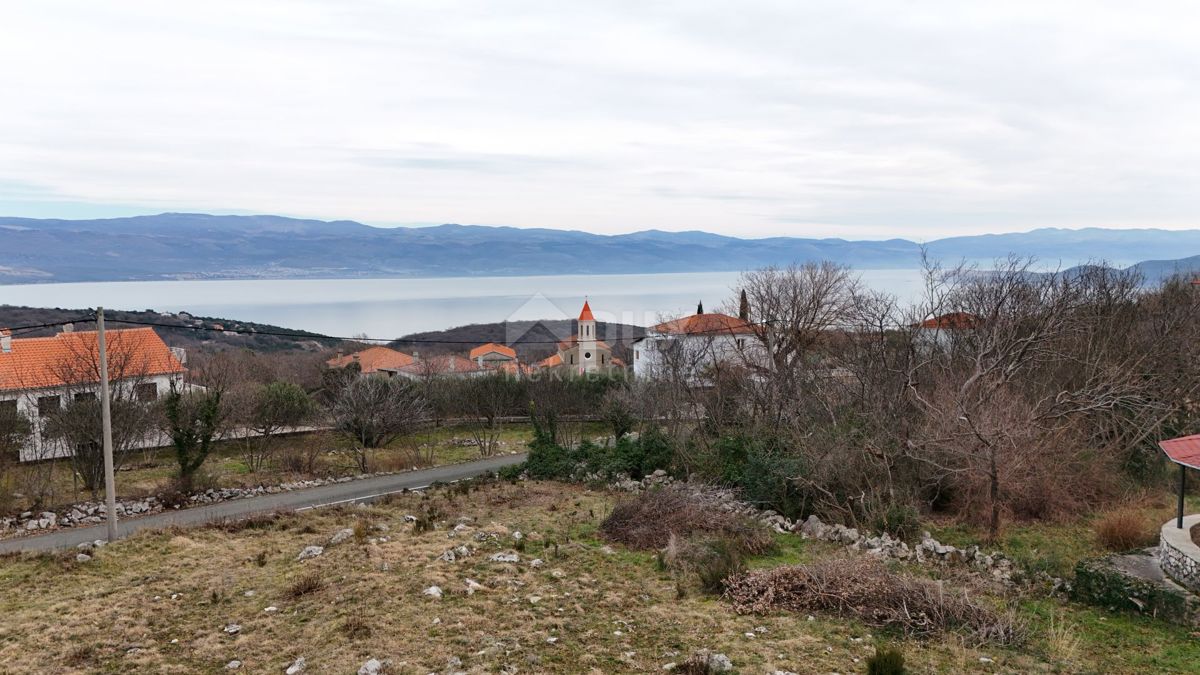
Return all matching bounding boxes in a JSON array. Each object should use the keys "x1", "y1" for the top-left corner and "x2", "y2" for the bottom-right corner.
[
  {"x1": 633, "y1": 310, "x2": 757, "y2": 380},
  {"x1": 0, "y1": 327, "x2": 187, "y2": 461}
]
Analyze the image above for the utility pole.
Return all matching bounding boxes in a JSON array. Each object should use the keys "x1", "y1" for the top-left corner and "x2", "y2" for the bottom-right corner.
[{"x1": 97, "y1": 307, "x2": 118, "y2": 542}]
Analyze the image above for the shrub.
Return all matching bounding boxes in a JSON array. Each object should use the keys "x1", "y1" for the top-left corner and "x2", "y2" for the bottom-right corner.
[
  {"x1": 1095, "y1": 508, "x2": 1157, "y2": 551},
  {"x1": 521, "y1": 429, "x2": 675, "y2": 481},
  {"x1": 866, "y1": 646, "x2": 907, "y2": 675},
  {"x1": 340, "y1": 614, "x2": 372, "y2": 640},
  {"x1": 724, "y1": 557, "x2": 1024, "y2": 646},
  {"x1": 284, "y1": 573, "x2": 324, "y2": 599},
  {"x1": 600, "y1": 484, "x2": 774, "y2": 554},
  {"x1": 870, "y1": 503, "x2": 923, "y2": 542},
  {"x1": 663, "y1": 534, "x2": 747, "y2": 594},
  {"x1": 709, "y1": 434, "x2": 806, "y2": 518}
]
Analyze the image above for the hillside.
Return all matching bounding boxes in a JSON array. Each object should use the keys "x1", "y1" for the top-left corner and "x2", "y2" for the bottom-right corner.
[
  {"x1": 392, "y1": 319, "x2": 645, "y2": 362},
  {"x1": 4, "y1": 213, "x2": 1200, "y2": 283},
  {"x1": 0, "y1": 305, "x2": 337, "y2": 353},
  {"x1": 0, "y1": 479, "x2": 1194, "y2": 673}
]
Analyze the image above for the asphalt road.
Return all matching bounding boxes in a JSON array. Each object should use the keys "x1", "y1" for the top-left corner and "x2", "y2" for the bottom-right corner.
[{"x1": 0, "y1": 453, "x2": 526, "y2": 554}]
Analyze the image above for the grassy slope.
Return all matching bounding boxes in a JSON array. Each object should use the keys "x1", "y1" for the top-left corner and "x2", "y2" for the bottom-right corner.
[{"x1": 2, "y1": 481, "x2": 1198, "y2": 674}]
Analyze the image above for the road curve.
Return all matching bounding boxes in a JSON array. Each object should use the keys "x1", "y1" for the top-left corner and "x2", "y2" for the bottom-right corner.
[{"x1": 0, "y1": 453, "x2": 526, "y2": 554}]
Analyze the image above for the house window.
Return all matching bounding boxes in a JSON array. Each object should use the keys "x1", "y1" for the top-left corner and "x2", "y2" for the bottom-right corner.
[
  {"x1": 584, "y1": 352, "x2": 592, "y2": 360},
  {"x1": 0, "y1": 399, "x2": 16, "y2": 414},
  {"x1": 37, "y1": 396, "x2": 61, "y2": 418},
  {"x1": 135, "y1": 382, "x2": 158, "y2": 402},
  {"x1": 570, "y1": 354, "x2": 575, "y2": 365},
  {"x1": 74, "y1": 392, "x2": 97, "y2": 402},
  {"x1": 737, "y1": 339, "x2": 745, "y2": 349}
]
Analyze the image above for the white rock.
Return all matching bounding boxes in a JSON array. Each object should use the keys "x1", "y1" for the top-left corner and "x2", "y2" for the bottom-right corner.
[
  {"x1": 357, "y1": 658, "x2": 385, "y2": 675},
  {"x1": 464, "y1": 579, "x2": 484, "y2": 595},
  {"x1": 223, "y1": 624, "x2": 241, "y2": 635},
  {"x1": 705, "y1": 652, "x2": 733, "y2": 672},
  {"x1": 423, "y1": 585, "x2": 444, "y2": 599},
  {"x1": 295, "y1": 546, "x2": 324, "y2": 561},
  {"x1": 76, "y1": 553, "x2": 92, "y2": 563},
  {"x1": 329, "y1": 528, "x2": 354, "y2": 546},
  {"x1": 512, "y1": 530, "x2": 523, "y2": 540},
  {"x1": 225, "y1": 660, "x2": 242, "y2": 670},
  {"x1": 530, "y1": 558, "x2": 544, "y2": 568},
  {"x1": 264, "y1": 606, "x2": 279, "y2": 614},
  {"x1": 285, "y1": 656, "x2": 306, "y2": 674},
  {"x1": 489, "y1": 552, "x2": 519, "y2": 563}
]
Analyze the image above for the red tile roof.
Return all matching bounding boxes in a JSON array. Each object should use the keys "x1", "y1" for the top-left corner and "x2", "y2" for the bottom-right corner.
[
  {"x1": 578, "y1": 301, "x2": 595, "y2": 322},
  {"x1": 395, "y1": 354, "x2": 485, "y2": 376},
  {"x1": 915, "y1": 312, "x2": 981, "y2": 330},
  {"x1": 535, "y1": 354, "x2": 563, "y2": 369},
  {"x1": 1159, "y1": 435, "x2": 1200, "y2": 470},
  {"x1": 327, "y1": 346, "x2": 415, "y2": 374},
  {"x1": 469, "y1": 343, "x2": 516, "y2": 360},
  {"x1": 0, "y1": 328, "x2": 185, "y2": 392},
  {"x1": 651, "y1": 313, "x2": 755, "y2": 336}
]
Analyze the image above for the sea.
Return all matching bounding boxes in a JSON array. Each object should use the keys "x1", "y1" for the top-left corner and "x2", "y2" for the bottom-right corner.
[{"x1": 0, "y1": 270, "x2": 926, "y2": 340}]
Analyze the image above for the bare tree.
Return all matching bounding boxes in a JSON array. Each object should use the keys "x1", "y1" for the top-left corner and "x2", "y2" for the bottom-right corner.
[
  {"x1": 455, "y1": 374, "x2": 525, "y2": 457},
  {"x1": 42, "y1": 330, "x2": 162, "y2": 494},
  {"x1": 330, "y1": 376, "x2": 428, "y2": 473}
]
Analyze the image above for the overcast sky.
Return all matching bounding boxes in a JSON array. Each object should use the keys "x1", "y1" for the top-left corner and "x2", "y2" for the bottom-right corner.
[{"x1": 2, "y1": 1, "x2": 1198, "y2": 239}]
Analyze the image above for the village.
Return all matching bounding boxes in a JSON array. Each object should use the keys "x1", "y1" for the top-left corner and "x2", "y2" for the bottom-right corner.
[{"x1": 2, "y1": 264, "x2": 1200, "y2": 673}]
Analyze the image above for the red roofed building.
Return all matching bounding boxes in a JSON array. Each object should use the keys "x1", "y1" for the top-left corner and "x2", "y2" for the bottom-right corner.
[
  {"x1": 633, "y1": 307, "x2": 758, "y2": 379},
  {"x1": 469, "y1": 343, "x2": 517, "y2": 367},
  {"x1": 387, "y1": 354, "x2": 489, "y2": 381},
  {"x1": 913, "y1": 312, "x2": 982, "y2": 330},
  {"x1": 0, "y1": 327, "x2": 187, "y2": 461},
  {"x1": 326, "y1": 346, "x2": 415, "y2": 375},
  {"x1": 538, "y1": 301, "x2": 620, "y2": 375}
]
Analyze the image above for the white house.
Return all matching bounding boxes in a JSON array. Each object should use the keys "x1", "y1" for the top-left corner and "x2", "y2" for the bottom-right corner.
[
  {"x1": 633, "y1": 310, "x2": 758, "y2": 381},
  {"x1": 0, "y1": 327, "x2": 187, "y2": 461}
]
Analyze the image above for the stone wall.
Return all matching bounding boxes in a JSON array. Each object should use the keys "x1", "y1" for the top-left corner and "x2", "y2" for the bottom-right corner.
[{"x1": 1160, "y1": 515, "x2": 1200, "y2": 592}]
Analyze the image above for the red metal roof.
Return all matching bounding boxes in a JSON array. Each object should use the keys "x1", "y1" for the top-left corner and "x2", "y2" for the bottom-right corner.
[
  {"x1": 578, "y1": 301, "x2": 595, "y2": 322},
  {"x1": 1159, "y1": 434, "x2": 1200, "y2": 470}
]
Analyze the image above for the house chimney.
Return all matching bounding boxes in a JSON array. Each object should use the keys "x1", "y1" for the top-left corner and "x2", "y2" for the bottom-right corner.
[
  {"x1": 696, "y1": 300, "x2": 704, "y2": 315},
  {"x1": 62, "y1": 323, "x2": 74, "y2": 333},
  {"x1": 0, "y1": 329, "x2": 10, "y2": 354}
]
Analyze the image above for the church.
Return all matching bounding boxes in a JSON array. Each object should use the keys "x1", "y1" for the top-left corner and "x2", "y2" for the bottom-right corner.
[{"x1": 536, "y1": 301, "x2": 622, "y2": 375}]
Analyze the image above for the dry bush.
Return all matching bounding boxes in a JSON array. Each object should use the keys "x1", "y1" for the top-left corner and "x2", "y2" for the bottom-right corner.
[
  {"x1": 663, "y1": 534, "x2": 746, "y2": 594},
  {"x1": 599, "y1": 484, "x2": 774, "y2": 554},
  {"x1": 212, "y1": 513, "x2": 280, "y2": 534},
  {"x1": 339, "y1": 614, "x2": 372, "y2": 640},
  {"x1": 724, "y1": 557, "x2": 1024, "y2": 646},
  {"x1": 284, "y1": 572, "x2": 324, "y2": 600},
  {"x1": 1095, "y1": 508, "x2": 1157, "y2": 551}
]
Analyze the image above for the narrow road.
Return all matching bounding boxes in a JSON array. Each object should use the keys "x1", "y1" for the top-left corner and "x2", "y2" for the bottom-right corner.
[{"x1": 0, "y1": 453, "x2": 526, "y2": 554}]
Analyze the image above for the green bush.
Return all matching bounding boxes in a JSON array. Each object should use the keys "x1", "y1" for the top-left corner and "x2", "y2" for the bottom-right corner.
[
  {"x1": 870, "y1": 503, "x2": 922, "y2": 542},
  {"x1": 517, "y1": 426, "x2": 676, "y2": 482},
  {"x1": 710, "y1": 434, "x2": 806, "y2": 518},
  {"x1": 866, "y1": 645, "x2": 906, "y2": 675}
]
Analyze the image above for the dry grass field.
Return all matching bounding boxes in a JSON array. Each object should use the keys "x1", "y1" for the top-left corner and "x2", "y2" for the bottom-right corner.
[{"x1": 1, "y1": 480, "x2": 1198, "y2": 674}]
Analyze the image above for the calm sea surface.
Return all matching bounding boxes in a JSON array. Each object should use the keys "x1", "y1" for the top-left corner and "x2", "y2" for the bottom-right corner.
[{"x1": 0, "y1": 271, "x2": 925, "y2": 339}]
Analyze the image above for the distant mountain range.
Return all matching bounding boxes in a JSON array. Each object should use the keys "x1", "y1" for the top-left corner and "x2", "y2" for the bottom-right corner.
[{"x1": 2, "y1": 212, "x2": 1200, "y2": 283}]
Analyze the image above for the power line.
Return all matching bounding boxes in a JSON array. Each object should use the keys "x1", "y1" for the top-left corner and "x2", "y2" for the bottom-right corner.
[{"x1": 1, "y1": 317, "x2": 96, "y2": 337}]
